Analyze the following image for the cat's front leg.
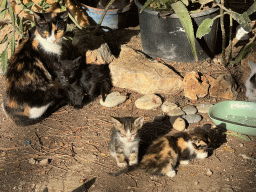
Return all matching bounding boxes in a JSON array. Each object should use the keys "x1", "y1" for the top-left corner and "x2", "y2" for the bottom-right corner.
[
  {"x1": 129, "y1": 151, "x2": 138, "y2": 166},
  {"x1": 116, "y1": 153, "x2": 127, "y2": 167}
]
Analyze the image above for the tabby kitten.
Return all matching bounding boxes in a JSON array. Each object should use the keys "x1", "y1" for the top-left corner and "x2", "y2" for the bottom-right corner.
[
  {"x1": 3, "y1": 11, "x2": 69, "y2": 126},
  {"x1": 245, "y1": 61, "x2": 256, "y2": 102},
  {"x1": 54, "y1": 56, "x2": 112, "y2": 109},
  {"x1": 110, "y1": 126, "x2": 210, "y2": 177},
  {"x1": 109, "y1": 116, "x2": 144, "y2": 168}
]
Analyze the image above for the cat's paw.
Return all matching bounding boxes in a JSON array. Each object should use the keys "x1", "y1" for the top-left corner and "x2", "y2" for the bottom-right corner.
[
  {"x1": 166, "y1": 170, "x2": 176, "y2": 177},
  {"x1": 180, "y1": 160, "x2": 189, "y2": 165},
  {"x1": 197, "y1": 152, "x2": 208, "y2": 159},
  {"x1": 117, "y1": 162, "x2": 127, "y2": 168},
  {"x1": 129, "y1": 159, "x2": 138, "y2": 166}
]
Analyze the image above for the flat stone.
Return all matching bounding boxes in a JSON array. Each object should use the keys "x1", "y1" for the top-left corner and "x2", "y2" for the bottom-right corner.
[
  {"x1": 182, "y1": 105, "x2": 197, "y2": 115},
  {"x1": 196, "y1": 103, "x2": 213, "y2": 114},
  {"x1": 135, "y1": 94, "x2": 162, "y2": 110},
  {"x1": 170, "y1": 117, "x2": 186, "y2": 131},
  {"x1": 109, "y1": 45, "x2": 183, "y2": 95},
  {"x1": 100, "y1": 92, "x2": 127, "y2": 107},
  {"x1": 167, "y1": 108, "x2": 185, "y2": 116},
  {"x1": 161, "y1": 101, "x2": 178, "y2": 113},
  {"x1": 182, "y1": 114, "x2": 202, "y2": 124},
  {"x1": 183, "y1": 71, "x2": 209, "y2": 101}
]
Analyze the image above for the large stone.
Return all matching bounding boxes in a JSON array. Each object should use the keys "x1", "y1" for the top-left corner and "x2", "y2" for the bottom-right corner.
[
  {"x1": 109, "y1": 45, "x2": 183, "y2": 95},
  {"x1": 72, "y1": 33, "x2": 114, "y2": 64},
  {"x1": 206, "y1": 74, "x2": 237, "y2": 100},
  {"x1": 183, "y1": 71, "x2": 209, "y2": 100},
  {"x1": 135, "y1": 94, "x2": 162, "y2": 110}
]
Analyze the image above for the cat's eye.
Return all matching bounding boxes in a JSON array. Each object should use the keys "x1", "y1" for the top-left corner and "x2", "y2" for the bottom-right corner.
[
  {"x1": 43, "y1": 31, "x2": 49, "y2": 34},
  {"x1": 57, "y1": 30, "x2": 62, "y2": 33}
]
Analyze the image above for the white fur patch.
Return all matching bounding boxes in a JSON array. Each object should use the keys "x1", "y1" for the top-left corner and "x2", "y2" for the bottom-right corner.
[
  {"x1": 35, "y1": 33, "x2": 62, "y2": 56},
  {"x1": 196, "y1": 152, "x2": 208, "y2": 159},
  {"x1": 245, "y1": 61, "x2": 256, "y2": 101},
  {"x1": 180, "y1": 160, "x2": 189, "y2": 165},
  {"x1": 29, "y1": 103, "x2": 51, "y2": 119}
]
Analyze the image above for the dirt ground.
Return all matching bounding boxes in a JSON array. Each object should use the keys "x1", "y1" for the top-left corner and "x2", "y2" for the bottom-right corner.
[{"x1": 0, "y1": 3, "x2": 256, "y2": 192}]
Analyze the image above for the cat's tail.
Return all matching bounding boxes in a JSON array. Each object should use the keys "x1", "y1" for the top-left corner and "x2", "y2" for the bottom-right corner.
[{"x1": 108, "y1": 164, "x2": 141, "y2": 177}]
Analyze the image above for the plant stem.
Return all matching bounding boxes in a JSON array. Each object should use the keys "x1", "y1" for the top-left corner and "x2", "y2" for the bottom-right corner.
[
  {"x1": 228, "y1": 13, "x2": 233, "y2": 63},
  {"x1": 220, "y1": 0, "x2": 226, "y2": 66}
]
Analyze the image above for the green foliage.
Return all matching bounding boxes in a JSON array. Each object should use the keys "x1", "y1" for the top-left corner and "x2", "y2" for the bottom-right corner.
[{"x1": 224, "y1": 131, "x2": 251, "y2": 141}]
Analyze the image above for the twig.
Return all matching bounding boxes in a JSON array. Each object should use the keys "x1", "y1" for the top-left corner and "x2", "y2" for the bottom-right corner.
[{"x1": 220, "y1": 0, "x2": 226, "y2": 66}]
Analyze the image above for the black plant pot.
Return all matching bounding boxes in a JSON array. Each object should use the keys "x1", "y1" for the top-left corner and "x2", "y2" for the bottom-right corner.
[{"x1": 135, "y1": 0, "x2": 220, "y2": 62}]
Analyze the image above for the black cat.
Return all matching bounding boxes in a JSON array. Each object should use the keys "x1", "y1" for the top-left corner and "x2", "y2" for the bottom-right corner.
[{"x1": 54, "y1": 56, "x2": 112, "y2": 109}]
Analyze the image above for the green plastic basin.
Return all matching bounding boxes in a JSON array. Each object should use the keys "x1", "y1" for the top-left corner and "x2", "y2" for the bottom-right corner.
[{"x1": 209, "y1": 101, "x2": 256, "y2": 136}]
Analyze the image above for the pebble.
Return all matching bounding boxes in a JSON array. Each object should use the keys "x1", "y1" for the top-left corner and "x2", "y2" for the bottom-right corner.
[
  {"x1": 161, "y1": 101, "x2": 178, "y2": 113},
  {"x1": 196, "y1": 103, "x2": 213, "y2": 114},
  {"x1": 206, "y1": 169, "x2": 213, "y2": 176},
  {"x1": 135, "y1": 94, "x2": 162, "y2": 110},
  {"x1": 100, "y1": 92, "x2": 127, "y2": 107},
  {"x1": 167, "y1": 108, "x2": 185, "y2": 116},
  {"x1": 170, "y1": 117, "x2": 186, "y2": 131},
  {"x1": 29, "y1": 158, "x2": 38, "y2": 165},
  {"x1": 182, "y1": 105, "x2": 197, "y2": 114},
  {"x1": 39, "y1": 159, "x2": 50, "y2": 165},
  {"x1": 182, "y1": 114, "x2": 202, "y2": 123}
]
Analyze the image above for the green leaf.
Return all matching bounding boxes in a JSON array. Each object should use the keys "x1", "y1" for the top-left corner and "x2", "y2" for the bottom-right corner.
[
  {"x1": 17, "y1": 16, "x2": 24, "y2": 36},
  {"x1": 10, "y1": 34, "x2": 15, "y2": 56},
  {"x1": 224, "y1": 131, "x2": 251, "y2": 141},
  {"x1": 231, "y1": 41, "x2": 256, "y2": 65},
  {"x1": 171, "y1": 1, "x2": 198, "y2": 61},
  {"x1": 199, "y1": 0, "x2": 213, "y2": 5},
  {"x1": 25, "y1": 2, "x2": 35, "y2": 8},
  {"x1": 0, "y1": 50, "x2": 8, "y2": 74},
  {"x1": 196, "y1": 18, "x2": 214, "y2": 39},
  {"x1": 0, "y1": 34, "x2": 8, "y2": 44},
  {"x1": 247, "y1": 1, "x2": 256, "y2": 16},
  {"x1": 140, "y1": 0, "x2": 156, "y2": 13},
  {"x1": 0, "y1": 0, "x2": 7, "y2": 18},
  {"x1": 180, "y1": 0, "x2": 189, "y2": 6},
  {"x1": 60, "y1": 5, "x2": 66, "y2": 12},
  {"x1": 8, "y1": 5, "x2": 15, "y2": 27}
]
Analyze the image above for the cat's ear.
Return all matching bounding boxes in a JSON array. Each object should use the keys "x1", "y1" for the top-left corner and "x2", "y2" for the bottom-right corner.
[
  {"x1": 58, "y1": 11, "x2": 69, "y2": 22},
  {"x1": 73, "y1": 56, "x2": 84, "y2": 70},
  {"x1": 248, "y1": 61, "x2": 256, "y2": 70},
  {"x1": 134, "y1": 116, "x2": 144, "y2": 129},
  {"x1": 33, "y1": 12, "x2": 46, "y2": 26},
  {"x1": 111, "y1": 116, "x2": 123, "y2": 130}
]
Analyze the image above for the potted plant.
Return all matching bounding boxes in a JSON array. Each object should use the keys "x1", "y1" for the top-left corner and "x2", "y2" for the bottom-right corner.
[{"x1": 134, "y1": 0, "x2": 221, "y2": 62}]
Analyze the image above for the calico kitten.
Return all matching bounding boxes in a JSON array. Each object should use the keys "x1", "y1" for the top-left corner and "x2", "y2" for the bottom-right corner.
[
  {"x1": 109, "y1": 116, "x2": 144, "y2": 167},
  {"x1": 3, "y1": 11, "x2": 69, "y2": 126},
  {"x1": 110, "y1": 126, "x2": 210, "y2": 177},
  {"x1": 97, "y1": 0, "x2": 130, "y2": 9},
  {"x1": 245, "y1": 61, "x2": 256, "y2": 102},
  {"x1": 54, "y1": 56, "x2": 112, "y2": 109}
]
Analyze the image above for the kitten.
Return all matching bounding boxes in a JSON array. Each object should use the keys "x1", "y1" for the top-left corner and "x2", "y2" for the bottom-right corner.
[
  {"x1": 97, "y1": 0, "x2": 130, "y2": 9},
  {"x1": 110, "y1": 126, "x2": 210, "y2": 177},
  {"x1": 54, "y1": 56, "x2": 112, "y2": 109},
  {"x1": 2, "y1": 11, "x2": 69, "y2": 126},
  {"x1": 109, "y1": 116, "x2": 144, "y2": 168},
  {"x1": 245, "y1": 61, "x2": 256, "y2": 102}
]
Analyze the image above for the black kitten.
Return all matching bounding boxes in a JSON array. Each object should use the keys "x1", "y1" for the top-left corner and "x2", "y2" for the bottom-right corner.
[{"x1": 55, "y1": 56, "x2": 112, "y2": 109}]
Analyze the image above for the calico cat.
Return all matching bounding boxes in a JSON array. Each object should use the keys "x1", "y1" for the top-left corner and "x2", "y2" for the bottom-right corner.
[
  {"x1": 109, "y1": 116, "x2": 144, "y2": 167},
  {"x1": 245, "y1": 61, "x2": 256, "y2": 102},
  {"x1": 110, "y1": 126, "x2": 210, "y2": 177},
  {"x1": 97, "y1": 0, "x2": 130, "y2": 9},
  {"x1": 54, "y1": 56, "x2": 112, "y2": 109},
  {"x1": 2, "y1": 11, "x2": 69, "y2": 126}
]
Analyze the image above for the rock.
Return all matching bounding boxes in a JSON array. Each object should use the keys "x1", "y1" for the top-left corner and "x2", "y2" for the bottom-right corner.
[
  {"x1": 167, "y1": 108, "x2": 185, "y2": 116},
  {"x1": 182, "y1": 105, "x2": 197, "y2": 115},
  {"x1": 109, "y1": 45, "x2": 183, "y2": 95},
  {"x1": 182, "y1": 114, "x2": 202, "y2": 124},
  {"x1": 161, "y1": 101, "x2": 178, "y2": 113},
  {"x1": 196, "y1": 103, "x2": 213, "y2": 113},
  {"x1": 29, "y1": 158, "x2": 38, "y2": 165},
  {"x1": 135, "y1": 94, "x2": 162, "y2": 110},
  {"x1": 183, "y1": 71, "x2": 209, "y2": 100},
  {"x1": 206, "y1": 169, "x2": 213, "y2": 176},
  {"x1": 100, "y1": 92, "x2": 127, "y2": 107},
  {"x1": 154, "y1": 114, "x2": 168, "y2": 122},
  {"x1": 170, "y1": 117, "x2": 186, "y2": 131},
  {"x1": 72, "y1": 33, "x2": 114, "y2": 64},
  {"x1": 206, "y1": 74, "x2": 237, "y2": 100},
  {"x1": 39, "y1": 159, "x2": 50, "y2": 165}
]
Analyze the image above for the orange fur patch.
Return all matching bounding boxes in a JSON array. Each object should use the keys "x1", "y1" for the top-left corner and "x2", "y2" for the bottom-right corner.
[{"x1": 177, "y1": 138, "x2": 187, "y2": 152}]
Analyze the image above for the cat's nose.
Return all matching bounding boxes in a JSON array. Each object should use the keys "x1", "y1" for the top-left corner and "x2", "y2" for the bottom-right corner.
[{"x1": 127, "y1": 138, "x2": 131, "y2": 141}]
